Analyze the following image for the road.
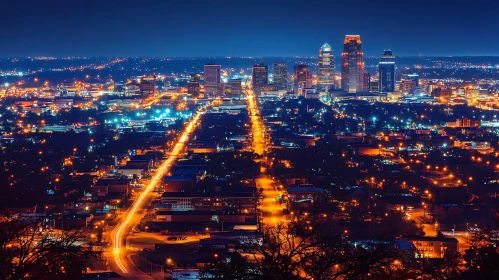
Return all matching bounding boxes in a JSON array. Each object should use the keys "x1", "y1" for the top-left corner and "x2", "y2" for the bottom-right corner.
[
  {"x1": 257, "y1": 176, "x2": 287, "y2": 226},
  {"x1": 245, "y1": 91, "x2": 286, "y2": 227},
  {"x1": 246, "y1": 91, "x2": 266, "y2": 155},
  {"x1": 108, "y1": 112, "x2": 201, "y2": 279}
]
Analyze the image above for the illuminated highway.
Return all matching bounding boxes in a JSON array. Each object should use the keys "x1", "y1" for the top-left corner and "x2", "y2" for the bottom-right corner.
[
  {"x1": 109, "y1": 112, "x2": 201, "y2": 279},
  {"x1": 246, "y1": 91, "x2": 266, "y2": 155},
  {"x1": 246, "y1": 91, "x2": 286, "y2": 227}
]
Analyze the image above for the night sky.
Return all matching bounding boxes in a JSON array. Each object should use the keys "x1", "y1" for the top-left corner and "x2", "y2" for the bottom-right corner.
[{"x1": 2, "y1": 0, "x2": 498, "y2": 57}]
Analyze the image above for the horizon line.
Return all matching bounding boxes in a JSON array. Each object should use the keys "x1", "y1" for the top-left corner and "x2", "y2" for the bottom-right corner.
[{"x1": 3, "y1": 55, "x2": 499, "y2": 59}]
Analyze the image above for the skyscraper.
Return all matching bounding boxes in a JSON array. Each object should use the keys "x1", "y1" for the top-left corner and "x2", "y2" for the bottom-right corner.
[
  {"x1": 378, "y1": 50, "x2": 395, "y2": 93},
  {"x1": 252, "y1": 64, "x2": 268, "y2": 94},
  {"x1": 341, "y1": 35, "x2": 365, "y2": 93},
  {"x1": 204, "y1": 64, "x2": 221, "y2": 96},
  {"x1": 363, "y1": 72, "x2": 371, "y2": 92},
  {"x1": 317, "y1": 43, "x2": 335, "y2": 93},
  {"x1": 140, "y1": 75, "x2": 156, "y2": 96},
  {"x1": 272, "y1": 62, "x2": 288, "y2": 90},
  {"x1": 293, "y1": 64, "x2": 312, "y2": 95},
  {"x1": 227, "y1": 79, "x2": 242, "y2": 96},
  {"x1": 187, "y1": 73, "x2": 201, "y2": 97}
]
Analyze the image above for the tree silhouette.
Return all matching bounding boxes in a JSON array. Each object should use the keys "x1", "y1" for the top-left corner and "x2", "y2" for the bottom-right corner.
[{"x1": 0, "y1": 215, "x2": 101, "y2": 280}]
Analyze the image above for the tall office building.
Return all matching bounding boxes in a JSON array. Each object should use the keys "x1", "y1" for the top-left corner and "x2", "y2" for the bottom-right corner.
[
  {"x1": 378, "y1": 50, "x2": 396, "y2": 93},
  {"x1": 363, "y1": 73, "x2": 371, "y2": 92},
  {"x1": 317, "y1": 43, "x2": 335, "y2": 93},
  {"x1": 140, "y1": 75, "x2": 156, "y2": 96},
  {"x1": 204, "y1": 64, "x2": 221, "y2": 96},
  {"x1": 252, "y1": 64, "x2": 268, "y2": 94},
  {"x1": 272, "y1": 62, "x2": 288, "y2": 90},
  {"x1": 227, "y1": 79, "x2": 242, "y2": 96},
  {"x1": 370, "y1": 81, "x2": 379, "y2": 93},
  {"x1": 341, "y1": 35, "x2": 365, "y2": 93},
  {"x1": 187, "y1": 73, "x2": 201, "y2": 97},
  {"x1": 293, "y1": 64, "x2": 312, "y2": 95}
]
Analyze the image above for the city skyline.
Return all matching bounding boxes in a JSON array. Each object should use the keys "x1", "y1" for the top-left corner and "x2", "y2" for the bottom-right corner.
[
  {"x1": 3, "y1": 1, "x2": 499, "y2": 279},
  {"x1": 1, "y1": 0, "x2": 499, "y2": 57}
]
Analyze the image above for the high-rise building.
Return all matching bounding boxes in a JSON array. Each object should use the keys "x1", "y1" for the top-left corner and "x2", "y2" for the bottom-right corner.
[
  {"x1": 252, "y1": 64, "x2": 268, "y2": 93},
  {"x1": 407, "y1": 73, "x2": 420, "y2": 89},
  {"x1": 293, "y1": 64, "x2": 312, "y2": 95},
  {"x1": 363, "y1": 72, "x2": 371, "y2": 92},
  {"x1": 272, "y1": 62, "x2": 288, "y2": 90},
  {"x1": 187, "y1": 73, "x2": 201, "y2": 97},
  {"x1": 227, "y1": 79, "x2": 242, "y2": 96},
  {"x1": 140, "y1": 75, "x2": 156, "y2": 96},
  {"x1": 378, "y1": 50, "x2": 396, "y2": 93},
  {"x1": 317, "y1": 43, "x2": 335, "y2": 93},
  {"x1": 370, "y1": 81, "x2": 379, "y2": 93},
  {"x1": 204, "y1": 64, "x2": 221, "y2": 96},
  {"x1": 187, "y1": 82, "x2": 200, "y2": 97},
  {"x1": 341, "y1": 35, "x2": 365, "y2": 93}
]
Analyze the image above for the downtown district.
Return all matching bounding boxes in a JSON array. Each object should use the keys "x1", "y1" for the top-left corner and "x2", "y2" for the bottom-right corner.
[{"x1": 2, "y1": 35, "x2": 499, "y2": 279}]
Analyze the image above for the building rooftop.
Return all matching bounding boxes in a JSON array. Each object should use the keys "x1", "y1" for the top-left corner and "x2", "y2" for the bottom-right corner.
[
  {"x1": 156, "y1": 210, "x2": 246, "y2": 216},
  {"x1": 402, "y1": 236, "x2": 458, "y2": 242},
  {"x1": 287, "y1": 187, "x2": 325, "y2": 193},
  {"x1": 161, "y1": 191, "x2": 255, "y2": 198},
  {"x1": 94, "y1": 178, "x2": 132, "y2": 186}
]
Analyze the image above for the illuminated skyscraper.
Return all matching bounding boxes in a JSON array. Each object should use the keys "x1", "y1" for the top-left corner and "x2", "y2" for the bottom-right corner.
[
  {"x1": 293, "y1": 64, "x2": 312, "y2": 95},
  {"x1": 252, "y1": 63, "x2": 268, "y2": 93},
  {"x1": 378, "y1": 50, "x2": 395, "y2": 93},
  {"x1": 272, "y1": 62, "x2": 288, "y2": 90},
  {"x1": 341, "y1": 35, "x2": 365, "y2": 93},
  {"x1": 204, "y1": 64, "x2": 221, "y2": 96},
  {"x1": 317, "y1": 43, "x2": 335, "y2": 93}
]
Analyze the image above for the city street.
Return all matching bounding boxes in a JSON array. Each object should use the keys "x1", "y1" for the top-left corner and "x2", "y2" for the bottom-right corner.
[
  {"x1": 5, "y1": 3, "x2": 499, "y2": 279},
  {"x1": 246, "y1": 91, "x2": 286, "y2": 227},
  {"x1": 106, "y1": 113, "x2": 201, "y2": 279},
  {"x1": 258, "y1": 176, "x2": 287, "y2": 227}
]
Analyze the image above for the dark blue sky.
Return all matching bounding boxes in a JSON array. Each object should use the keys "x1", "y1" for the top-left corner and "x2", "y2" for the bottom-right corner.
[{"x1": 1, "y1": 0, "x2": 498, "y2": 57}]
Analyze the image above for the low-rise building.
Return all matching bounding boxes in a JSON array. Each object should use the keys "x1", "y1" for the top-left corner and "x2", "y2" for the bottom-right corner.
[
  {"x1": 155, "y1": 210, "x2": 249, "y2": 223},
  {"x1": 287, "y1": 186, "x2": 325, "y2": 202},
  {"x1": 116, "y1": 166, "x2": 144, "y2": 180},
  {"x1": 91, "y1": 177, "x2": 132, "y2": 198},
  {"x1": 160, "y1": 189, "x2": 256, "y2": 213},
  {"x1": 402, "y1": 236, "x2": 458, "y2": 258}
]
